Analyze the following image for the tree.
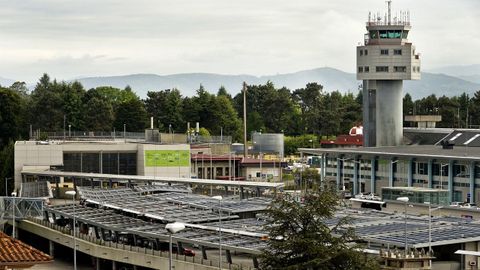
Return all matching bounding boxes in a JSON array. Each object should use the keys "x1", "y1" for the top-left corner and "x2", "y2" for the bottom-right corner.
[
  {"x1": 261, "y1": 189, "x2": 379, "y2": 270},
  {"x1": 29, "y1": 74, "x2": 64, "y2": 131},
  {"x1": 83, "y1": 89, "x2": 114, "y2": 131},
  {"x1": 0, "y1": 87, "x2": 26, "y2": 146},
  {"x1": 114, "y1": 98, "x2": 148, "y2": 132},
  {"x1": 145, "y1": 89, "x2": 184, "y2": 132}
]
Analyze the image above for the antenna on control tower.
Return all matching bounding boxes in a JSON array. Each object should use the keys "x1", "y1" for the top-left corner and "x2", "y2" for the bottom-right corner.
[{"x1": 386, "y1": 0, "x2": 392, "y2": 25}]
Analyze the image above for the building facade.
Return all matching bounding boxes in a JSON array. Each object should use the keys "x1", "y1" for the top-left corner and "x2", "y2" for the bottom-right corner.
[{"x1": 14, "y1": 140, "x2": 191, "y2": 189}]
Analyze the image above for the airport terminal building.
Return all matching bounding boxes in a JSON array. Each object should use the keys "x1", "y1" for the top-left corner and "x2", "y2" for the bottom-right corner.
[{"x1": 301, "y1": 130, "x2": 480, "y2": 204}]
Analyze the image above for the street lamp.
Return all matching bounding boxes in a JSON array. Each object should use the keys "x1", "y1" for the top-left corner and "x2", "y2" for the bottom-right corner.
[
  {"x1": 397, "y1": 196, "x2": 409, "y2": 256},
  {"x1": 68, "y1": 124, "x2": 71, "y2": 137},
  {"x1": 309, "y1": 139, "x2": 313, "y2": 148},
  {"x1": 11, "y1": 191, "x2": 16, "y2": 239},
  {"x1": 165, "y1": 222, "x2": 186, "y2": 270},
  {"x1": 212, "y1": 195, "x2": 223, "y2": 269},
  {"x1": 424, "y1": 202, "x2": 443, "y2": 254},
  {"x1": 65, "y1": 190, "x2": 77, "y2": 270}
]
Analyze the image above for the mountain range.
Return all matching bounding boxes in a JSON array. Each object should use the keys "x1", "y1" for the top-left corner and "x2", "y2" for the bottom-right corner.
[
  {"x1": 73, "y1": 67, "x2": 480, "y2": 100},
  {"x1": 2, "y1": 67, "x2": 480, "y2": 100}
]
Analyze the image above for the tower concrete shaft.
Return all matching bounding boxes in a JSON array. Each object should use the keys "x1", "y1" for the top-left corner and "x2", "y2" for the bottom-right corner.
[{"x1": 357, "y1": 1, "x2": 421, "y2": 147}]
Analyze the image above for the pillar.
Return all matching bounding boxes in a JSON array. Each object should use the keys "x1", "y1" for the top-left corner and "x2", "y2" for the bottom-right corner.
[
  {"x1": 353, "y1": 159, "x2": 359, "y2": 195},
  {"x1": 320, "y1": 154, "x2": 325, "y2": 184},
  {"x1": 448, "y1": 160, "x2": 454, "y2": 202},
  {"x1": 226, "y1": 250, "x2": 232, "y2": 264},
  {"x1": 96, "y1": 258, "x2": 101, "y2": 270},
  {"x1": 389, "y1": 159, "x2": 395, "y2": 188},
  {"x1": 240, "y1": 187, "x2": 244, "y2": 199},
  {"x1": 336, "y1": 157, "x2": 342, "y2": 190},
  {"x1": 470, "y1": 161, "x2": 476, "y2": 204},
  {"x1": 407, "y1": 159, "x2": 413, "y2": 187},
  {"x1": 49, "y1": 240, "x2": 55, "y2": 257},
  {"x1": 428, "y1": 159, "x2": 433, "y2": 189},
  {"x1": 370, "y1": 158, "x2": 376, "y2": 194},
  {"x1": 112, "y1": 260, "x2": 117, "y2": 270}
]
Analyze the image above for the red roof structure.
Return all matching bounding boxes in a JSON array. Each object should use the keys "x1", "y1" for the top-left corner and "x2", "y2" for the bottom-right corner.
[{"x1": 0, "y1": 232, "x2": 53, "y2": 268}]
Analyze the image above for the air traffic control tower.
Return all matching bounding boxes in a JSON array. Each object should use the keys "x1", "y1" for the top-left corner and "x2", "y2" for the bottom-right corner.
[{"x1": 357, "y1": 1, "x2": 421, "y2": 147}]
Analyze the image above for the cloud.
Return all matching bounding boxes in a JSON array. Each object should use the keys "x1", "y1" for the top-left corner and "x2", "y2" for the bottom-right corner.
[{"x1": 0, "y1": 0, "x2": 478, "y2": 82}]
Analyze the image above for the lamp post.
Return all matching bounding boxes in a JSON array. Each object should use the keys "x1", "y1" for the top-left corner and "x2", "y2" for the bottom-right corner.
[
  {"x1": 212, "y1": 195, "x2": 223, "y2": 269},
  {"x1": 439, "y1": 163, "x2": 448, "y2": 190},
  {"x1": 11, "y1": 191, "x2": 16, "y2": 239},
  {"x1": 68, "y1": 124, "x2": 71, "y2": 137},
  {"x1": 165, "y1": 222, "x2": 186, "y2": 270},
  {"x1": 4, "y1": 177, "x2": 11, "y2": 196},
  {"x1": 425, "y1": 202, "x2": 443, "y2": 254},
  {"x1": 65, "y1": 190, "x2": 77, "y2": 270},
  {"x1": 397, "y1": 196, "x2": 409, "y2": 256},
  {"x1": 309, "y1": 139, "x2": 313, "y2": 148}
]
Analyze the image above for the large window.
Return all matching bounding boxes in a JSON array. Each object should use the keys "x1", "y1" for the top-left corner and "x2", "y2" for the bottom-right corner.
[
  {"x1": 394, "y1": 66, "x2": 406, "y2": 72},
  {"x1": 376, "y1": 66, "x2": 389, "y2": 72},
  {"x1": 394, "y1": 49, "x2": 402, "y2": 55},
  {"x1": 379, "y1": 30, "x2": 402, "y2": 39},
  {"x1": 63, "y1": 152, "x2": 136, "y2": 175},
  {"x1": 380, "y1": 49, "x2": 389, "y2": 55}
]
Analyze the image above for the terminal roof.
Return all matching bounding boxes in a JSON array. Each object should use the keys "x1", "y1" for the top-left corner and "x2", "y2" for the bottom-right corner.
[
  {"x1": 299, "y1": 145, "x2": 480, "y2": 161},
  {"x1": 21, "y1": 170, "x2": 284, "y2": 189}
]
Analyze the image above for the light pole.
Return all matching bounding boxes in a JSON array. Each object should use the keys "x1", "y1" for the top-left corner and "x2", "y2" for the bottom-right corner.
[
  {"x1": 68, "y1": 124, "x2": 71, "y2": 137},
  {"x1": 397, "y1": 196, "x2": 409, "y2": 256},
  {"x1": 165, "y1": 222, "x2": 186, "y2": 270},
  {"x1": 439, "y1": 163, "x2": 448, "y2": 190},
  {"x1": 309, "y1": 139, "x2": 313, "y2": 148},
  {"x1": 4, "y1": 177, "x2": 11, "y2": 196},
  {"x1": 212, "y1": 195, "x2": 223, "y2": 269},
  {"x1": 66, "y1": 190, "x2": 77, "y2": 270},
  {"x1": 425, "y1": 202, "x2": 443, "y2": 254},
  {"x1": 11, "y1": 191, "x2": 16, "y2": 239}
]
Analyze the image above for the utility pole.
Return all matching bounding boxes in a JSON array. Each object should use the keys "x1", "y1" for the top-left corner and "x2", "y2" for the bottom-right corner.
[{"x1": 243, "y1": 82, "x2": 248, "y2": 158}]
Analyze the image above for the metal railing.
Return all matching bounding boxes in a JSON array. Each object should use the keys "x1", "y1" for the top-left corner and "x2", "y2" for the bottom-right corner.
[{"x1": 32, "y1": 131, "x2": 145, "y2": 141}]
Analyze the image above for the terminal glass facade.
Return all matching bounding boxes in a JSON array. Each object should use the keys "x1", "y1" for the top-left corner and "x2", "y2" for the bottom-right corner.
[
  {"x1": 64, "y1": 152, "x2": 137, "y2": 175},
  {"x1": 382, "y1": 187, "x2": 449, "y2": 205}
]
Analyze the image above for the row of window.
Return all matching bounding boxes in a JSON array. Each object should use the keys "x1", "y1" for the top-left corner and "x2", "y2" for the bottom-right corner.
[
  {"x1": 358, "y1": 66, "x2": 407, "y2": 73},
  {"x1": 370, "y1": 30, "x2": 409, "y2": 39},
  {"x1": 359, "y1": 49, "x2": 403, "y2": 56}
]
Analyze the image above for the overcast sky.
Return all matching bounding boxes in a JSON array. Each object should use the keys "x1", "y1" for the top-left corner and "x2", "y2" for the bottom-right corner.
[{"x1": 0, "y1": 0, "x2": 478, "y2": 82}]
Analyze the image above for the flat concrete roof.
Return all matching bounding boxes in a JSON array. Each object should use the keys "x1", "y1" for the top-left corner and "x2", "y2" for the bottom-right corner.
[
  {"x1": 299, "y1": 145, "x2": 480, "y2": 161},
  {"x1": 21, "y1": 170, "x2": 284, "y2": 189}
]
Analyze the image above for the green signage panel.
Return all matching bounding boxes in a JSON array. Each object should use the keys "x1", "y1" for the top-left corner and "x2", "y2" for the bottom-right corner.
[{"x1": 145, "y1": 150, "x2": 190, "y2": 167}]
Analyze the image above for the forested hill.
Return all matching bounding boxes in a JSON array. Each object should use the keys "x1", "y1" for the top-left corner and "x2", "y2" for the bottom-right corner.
[{"x1": 73, "y1": 67, "x2": 480, "y2": 99}]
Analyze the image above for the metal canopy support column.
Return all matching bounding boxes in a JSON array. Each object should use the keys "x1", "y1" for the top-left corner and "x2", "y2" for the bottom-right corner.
[
  {"x1": 428, "y1": 159, "x2": 433, "y2": 189},
  {"x1": 448, "y1": 160, "x2": 454, "y2": 203},
  {"x1": 370, "y1": 158, "x2": 376, "y2": 194},
  {"x1": 240, "y1": 187, "x2": 244, "y2": 199},
  {"x1": 201, "y1": 246, "x2": 208, "y2": 260},
  {"x1": 408, "y1": 159, "x2": 413, "y2": 187},
  {"x1": 470, "y1": 161, "x2": 475, "y2": 204},
  {"x1": 353, "y1": 159, "x2": 359, "y2": 195}
]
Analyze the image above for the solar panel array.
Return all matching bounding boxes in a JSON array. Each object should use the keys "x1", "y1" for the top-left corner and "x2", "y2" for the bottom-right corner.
[{"x1": 45, "y1": 204, "x2": 267, "y2": 253}]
